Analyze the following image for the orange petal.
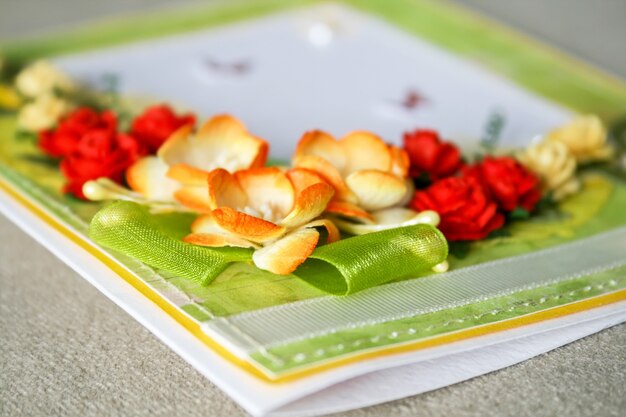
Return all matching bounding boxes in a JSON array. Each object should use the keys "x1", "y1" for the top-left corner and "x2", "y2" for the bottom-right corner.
[
  {"x1": 159, "y1": 114, "x2": 268, "y2": 172},
  {"x1": 325, "y1": 200, "x2": 374, "y2": 224},
  {"x1": 183, "y1": 232, "x2": 257, "y2": 248},
  {"x1": 286, "y1": 168, "x2": 327, "y2": 195},
  {"x1": 211, "y1": 207, "x2": 286, "y2": 243},
  {"x1": 389, "y1": 145, "x2": 410, "y2": 178},
  {"x1": 281, "y1": 182, "x2": 335, "y2": 228},
  {"x1": 293, "y1": 155, "x2": 356, "y2": 203},
  {"x1": 339, "y1": 131, "x2": 392, "y2": 175},
  {"x1": 156, "y1": 123, "x2": 194, "y2": 163},
  {"x1": 174, "y1": 185, "x2": 212, "y2": 213},
  {"x1": 196, "y1": 114, "x2": 269, "y2": 170},
  {"x1": 206, "y1": 168, "x2": 247, "y2": 211},
  {"x1": 305, "y1": 218, "x2": 340, "y2": 243},
  {"x1": 126, "y1": 156, "x2": 179, "y2": 201},
  {"x1": 167, "y1": 163, "x2": 208, "y2": 186},
  {"x1": 293, "y1": 130, "x2": 346, "y2": 172},
  {"x1": 345, "y1": 170, "x2": 408, "y2": 211},
  {"x1": 234, "y1": 167, "x2": 295, "y2": 220},
  {"x1": 190, "y1": 213, "x2": 222, "y2": 234},
  {"x1": 252, "y1": 227, "x2": 320, "y2": 275}
]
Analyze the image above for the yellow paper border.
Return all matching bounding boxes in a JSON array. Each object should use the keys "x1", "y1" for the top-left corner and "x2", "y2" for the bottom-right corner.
[{"x1": 1, "y1": 175, "x2": 625, "y2": 383}]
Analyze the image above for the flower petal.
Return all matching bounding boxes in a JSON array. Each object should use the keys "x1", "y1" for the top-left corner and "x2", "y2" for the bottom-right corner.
[
  {"x1": 286, "y1": 168, "x2": 327, "y2": 194},
  {"x1": 183, "y1": 232, "x2": 257, "y2": 248},
  {"x1": 252, "y1": 227, "x2": 320, "y2": 275},
  {"x1": 305, "y1": 218, "x2": 340, "y2": 243},
  {"x1": 210, "y1": 207, "x2": 286, "y2": 243},
  {"x1": 281, "y1": 182, "x2": 335, "y2": 228},
  {"x1": 174, "y1": 185, "x2": 212, "y2": 213},
  {"x1": 198, "y1": 114, "x2": 268, "y2": 170},
  {"x1": 206, "y1": 168, "x2": 248, "y2": 211},
  {"x1": 190, "y1": 213, "x2": 223, "y2": 234},
  {"x1": 339, "y1": 131, "x2": 392, "y2": 175},
  {"x1": 159, "y1": 114, "x2": 268, "y2": 172},
  {"x1": 126, "y1": 156, "x2": 179, "y2": 201},
  {"x1": 293, "y1": 130, "x2": 346, "y2": 172},
  {"x1": 345, "y1": 169, "x2": 408, "y2": 211},
  {"x1": 167, "y1": 163, "x2": 208, "y2": 186},
  {"x1": 293, "y1": 155, "x2": 356, "y2": 203},
  {"x1": 325, "y1": 200, "x2": 374, "y2": 224},
  {"x1": 156, "y1": 123, "x2": 194, "y2": 163},
  {"x1": 389, "y1": 145, "x2": 410, "y2": 178},
  {"x1": 332, "y1": 208, "x2": 439, "y2": 235},
  {"x1": 235, "y1": 167, "x2": 295, "y2": 220}
]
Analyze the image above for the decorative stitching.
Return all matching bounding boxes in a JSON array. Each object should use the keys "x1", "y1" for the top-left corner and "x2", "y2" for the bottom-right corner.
[{"x1": 279, "y1": 276, "x2": 624, "y2": 364}]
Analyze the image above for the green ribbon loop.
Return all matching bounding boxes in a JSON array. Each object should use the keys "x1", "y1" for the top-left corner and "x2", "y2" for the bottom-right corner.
[
  {"x1": 89, "y1": 201, "x2": 252, "y2": 284},
  {"x1": 297, "y1": 224, "x2": 448, "y2": 295},
  {"x1": 89, "y1": 202, "x2": 448, "y2": 294}
]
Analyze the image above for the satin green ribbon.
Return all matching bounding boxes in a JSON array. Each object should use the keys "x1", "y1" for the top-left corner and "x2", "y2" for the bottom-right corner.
[{"x1": 89, "y1": 201, "x2": 448, "y2": 294}]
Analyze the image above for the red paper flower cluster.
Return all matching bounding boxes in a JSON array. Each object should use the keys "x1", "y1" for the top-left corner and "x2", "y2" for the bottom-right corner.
[
  {"x1": 38, "y1": 105, "x2": 195, "y2": 199},
  {"x1": 404, "y1": 129, "x2": 541, "y2": 241}
]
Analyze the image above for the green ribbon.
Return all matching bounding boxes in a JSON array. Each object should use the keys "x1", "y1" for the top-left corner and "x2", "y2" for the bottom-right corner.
[
  {"x1": 89, "y1": 201, "x2": 448, "y2": 294},
  {"x1": 89, "y1": 201, "x2": 252, "y2": 284},
  {"x1": 297, "y1": 224, "x2": 447, "y2": 295}
]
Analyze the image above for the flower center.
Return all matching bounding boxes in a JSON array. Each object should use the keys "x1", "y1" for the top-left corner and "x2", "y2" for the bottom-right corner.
[
  {"x1": 208, "y1": 153, "x2": 244, "y2": 173},
  {"x1": 242, "y1": 202, "x2": 282, "y2": 223}
]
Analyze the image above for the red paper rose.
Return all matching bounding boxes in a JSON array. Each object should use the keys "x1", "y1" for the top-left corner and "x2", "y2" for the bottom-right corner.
[
  {"x1": 403, "y1": 129, "x2": 462, "y2": 181},
  {"x1": 463, "y1": 156, "x2": 541, "y2": 212},
  {"x1": 61, "y1": 129, "x2": 147, "y2": 199},
  {"x1": 130, "y1": 105, "x2": 196, "y2": 152},
  {"x1": 410, "y1": 176, "x2": 505, "y2": 241},
  {"x1": 39, "y1": 107, "x2": 117, "y2": 158}
]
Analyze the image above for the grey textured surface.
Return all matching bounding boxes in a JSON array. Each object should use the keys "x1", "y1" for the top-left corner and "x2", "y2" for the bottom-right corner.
[{"x1": 1, "y1": 1, "x2": 626, "y2": 417}]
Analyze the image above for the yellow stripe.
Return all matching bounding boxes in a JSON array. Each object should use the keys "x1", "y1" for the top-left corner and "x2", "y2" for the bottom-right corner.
[{"x1": 1, "y1": 175, "x2": 624, "y2": 383}]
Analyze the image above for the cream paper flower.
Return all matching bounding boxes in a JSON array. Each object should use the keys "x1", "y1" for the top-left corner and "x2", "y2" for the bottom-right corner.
[
  {"x1": 546, "y1": 115, "x2": 613, "y2": 163},
  {"x1": 17, "y1": 93, "x2": 72, "y2": 132},
  {"x1": 517, "y1": 140, "x2": 580, "y2": 201},
  {"x1": 15, "y1": 61, "x2": 75, "y2": 98}
]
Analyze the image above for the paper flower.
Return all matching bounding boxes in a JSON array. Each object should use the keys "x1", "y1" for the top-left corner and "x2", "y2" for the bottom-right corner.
[
  {"x1": 130, "y1": 104, "x2": 196, "y2": 152},
  {"x1": 292, "y1": 130, "x2": 416, "y2": 219},
  {"x1": 17, "y1": 93, "x2": 73, "y2": 132},
  {"x1": 183, "y1": 167, "x2": 338, "y2": 274},
  {"x1": 0, "y1": 84, "x2": 21, "y2": 110},
  {"x1": 15, "y1": 61, "x2": 75, "y2": 99},
  {"x1": 546, "y1": 115, "x2": 612, "y2": 163},
  {"x1": 517, "y1": 140, "x2": 580, "y2": 201},
  {"x1": 403, "y1": 129, "x2": 462, "y2": 181},
  {"x1": 62, "y1": 128, "x2": 147, "y2": 199},
  {"x1": 410, "y1": 176, "x2": 504, "y2": 241},
  {"x1": 463, "y1": 156, "x2": 541, "y2": 212},
  {"x1": 126, "y1": 114, "x2": 268, "y2": 205},
  {"x1": 39, "y1": 107, "x2": 117, "y2": 157}
]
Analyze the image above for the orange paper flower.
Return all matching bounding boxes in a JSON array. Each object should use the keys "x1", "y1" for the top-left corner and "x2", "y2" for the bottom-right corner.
[
  {"x1": 183, "y1": 167, "x2": 338, "y2": 275},
  {"x1": 126, "y1": 114, "x2": 268, "y2": 205},
  {"x1": 292, "y1": 130, "x2": 411, "y2": 220}
]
